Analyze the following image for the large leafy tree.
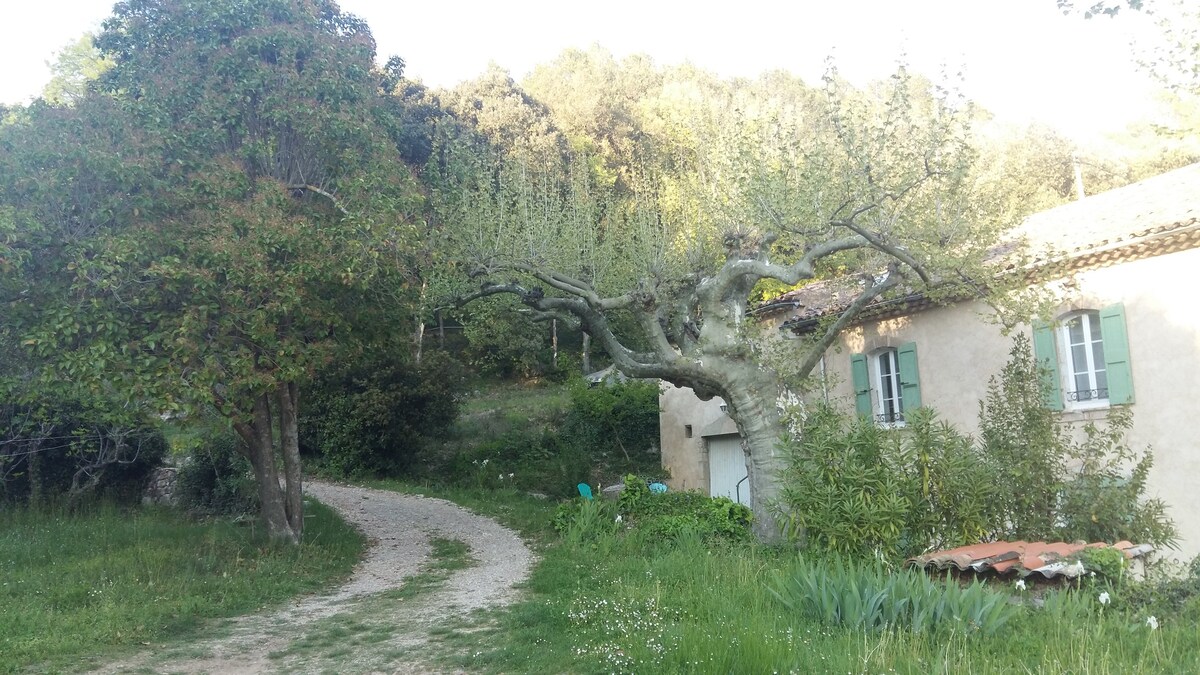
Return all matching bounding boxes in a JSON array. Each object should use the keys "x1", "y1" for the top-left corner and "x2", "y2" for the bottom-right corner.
[
  {"x1": 440, "y1": 64, "x2": 1009, "y2": 539},
  {"x1": 1, "y1": 0, "x2": 420, "y2": 542}
]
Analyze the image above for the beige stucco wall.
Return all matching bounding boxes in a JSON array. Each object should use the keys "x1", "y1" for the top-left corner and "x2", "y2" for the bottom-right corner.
[
  {"x1": 658, "y1": 383, "x2": 727, "y2": 492},
  {"x1": 827, "y1": 246, "x2": 1200, "y2": 560},
  {"x1": 661, "y1": 245, "x2": 1200, "y2": 560}
]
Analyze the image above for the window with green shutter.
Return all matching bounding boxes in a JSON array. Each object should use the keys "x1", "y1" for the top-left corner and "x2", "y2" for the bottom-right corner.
[
  {"x1": 851, "y1": 343, "x2": 921, "y2": 426},
  {"x1": 1040, "y1": 304, "x2": 1133, "y2": 411},
  {"x1": 1032, "y1": 321, "x2": 1064, "y2": 411}
]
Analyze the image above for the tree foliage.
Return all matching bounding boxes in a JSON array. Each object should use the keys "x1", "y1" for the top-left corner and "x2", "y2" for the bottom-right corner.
[{"x1": 1, "y1": 0, "x2": 422, "y2": 542}]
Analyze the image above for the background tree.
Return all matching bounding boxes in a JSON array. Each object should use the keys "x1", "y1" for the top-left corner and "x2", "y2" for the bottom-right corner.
[{"x1": 2, "y1": 0, "x2": 422, "y2": 542}]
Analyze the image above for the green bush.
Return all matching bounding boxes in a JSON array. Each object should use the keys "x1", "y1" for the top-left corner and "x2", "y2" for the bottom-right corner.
[
  {"x1": 778, "y1": 335, "x2": 1176, "y2": 559},
  {"x1": 552, "y1": 497, "x2": 621, "y2": 547},
  {"x1": 301, "y1": 349, "x2": 464, "y2": 478},
  {"x1": 778, "y1": 405, "x2": 987, "y2": 557},
  {"x1": 617, "y1": 474, "x2": 752, "y2": 542},
  {"x1": 770, "y1": 556, "x2": 1018, "y2": 635},
  {"x1": 174, "y1": 429, "x2": 258, "y2": 516},
  {"x1": 978, "y1": 335, "x2": 1175, "y2": 548},
  {"x1": 1120, "y1": 555, "x2": 1200, "y2": 621},
  {"x1": 562, "y1": 379, "x2": 660, "y2": 464},
  {"x1": 0, "y1": 398, "x2": 166, "y2": 507},
  {"x1": 470, "y1": 424, "x2": 592, "y2": 498}
]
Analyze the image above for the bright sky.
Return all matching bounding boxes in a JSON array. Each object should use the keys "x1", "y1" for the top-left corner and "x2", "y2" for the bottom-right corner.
[{"x1": 1, "y1": 0, "x2": 1166, "y2": 142}]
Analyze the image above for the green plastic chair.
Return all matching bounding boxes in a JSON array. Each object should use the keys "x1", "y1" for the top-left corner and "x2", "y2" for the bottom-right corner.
[{"x1": 577, "y1": 483, "x2": 593, "y2": 500}]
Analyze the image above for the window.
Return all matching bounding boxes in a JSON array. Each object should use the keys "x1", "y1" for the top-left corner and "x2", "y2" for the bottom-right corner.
[
  {"x1": 851, "y1": 342, "x2": 921, "y2": 426},
  {"x1": 1061, "y1": 311, "x2": 1107, "y2": 404},
  {"x1": 1032, "y1": 303, "x2": 1134, "y2": 411},
  {"x1": 874, "y1": 349, "x2": 904, "y2": 424}
]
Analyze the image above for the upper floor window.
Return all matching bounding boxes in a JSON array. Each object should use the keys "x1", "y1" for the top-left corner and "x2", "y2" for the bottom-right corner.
[
  {"x1": 851, "y1": 343, "x2": 921, "y2": 426},
  {"x1": 1032, "y1": 303, "x2": 1134, "y2": 411},
  {"x1": 1061, "y1": 311, "x2": 1108, "y2": 405},
  {"x1": 874, "y1": 348, "x2": 904, "y2": 424}
]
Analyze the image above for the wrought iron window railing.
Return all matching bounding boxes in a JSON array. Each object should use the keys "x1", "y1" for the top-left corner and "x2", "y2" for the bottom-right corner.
[
  {"x1": 875, "y1": 411, "x2": 905, "y2": 425},
  {"x1": 1067, "y1": 388, "x2": 1109, "y2": 402}
]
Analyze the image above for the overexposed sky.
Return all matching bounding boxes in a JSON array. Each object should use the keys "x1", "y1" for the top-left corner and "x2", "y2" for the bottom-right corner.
[{"x1": 1, "y1": 0, "x2": 1166, "y2": 141}]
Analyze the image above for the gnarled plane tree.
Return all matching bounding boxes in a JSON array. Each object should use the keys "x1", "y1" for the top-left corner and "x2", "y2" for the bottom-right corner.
[{"x1": 438, "y1": 66, "x2": 1008, "y2": 539}]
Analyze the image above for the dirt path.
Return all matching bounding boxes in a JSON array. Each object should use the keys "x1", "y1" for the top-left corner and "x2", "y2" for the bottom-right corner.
[{"x1": 95, "y1": 481, "x2": 535, "y2": 674}]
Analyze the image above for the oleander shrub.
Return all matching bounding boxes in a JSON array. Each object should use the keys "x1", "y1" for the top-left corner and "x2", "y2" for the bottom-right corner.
[{"x1": 778, "y1": 336, "x2": 1176, "y2": 559}]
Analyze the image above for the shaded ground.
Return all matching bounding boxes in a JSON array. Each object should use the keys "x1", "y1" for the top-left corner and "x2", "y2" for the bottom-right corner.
[{"x1": 94, "y1": 481, "x2": 534, "y2": 674}]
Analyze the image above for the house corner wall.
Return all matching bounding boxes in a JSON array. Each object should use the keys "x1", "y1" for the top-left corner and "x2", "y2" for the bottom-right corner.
[{"x1": 658, "y1": 383, "x2": 729, "y2": 493}]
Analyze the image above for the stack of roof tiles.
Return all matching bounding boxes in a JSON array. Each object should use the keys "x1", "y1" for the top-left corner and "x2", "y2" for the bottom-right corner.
[{"x1": 908, "y1": 540, "x2": 1153, "y2": 580}]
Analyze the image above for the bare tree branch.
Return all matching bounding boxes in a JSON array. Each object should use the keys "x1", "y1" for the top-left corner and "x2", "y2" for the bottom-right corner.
[
  {"x1": 793, "y1": 263, "x2": 904, "y2": 378},
  {"x1": 286, "y1": 184, "x2": 350, "y2": 216}
]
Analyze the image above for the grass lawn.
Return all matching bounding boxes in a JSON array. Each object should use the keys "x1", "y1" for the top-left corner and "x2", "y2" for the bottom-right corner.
[
  {"x1": 368, "y1": 483, "x2": 1199, "y2": 674},
  {"x1": 0, "y1": 499, "x2": 364, "y2": 674}
]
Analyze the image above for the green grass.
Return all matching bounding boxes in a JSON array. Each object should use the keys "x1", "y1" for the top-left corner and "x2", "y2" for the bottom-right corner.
[
  {"x1": 0, "y1": 499, "x2": 364, "y2": 674},
  {"x1": 457, "y1": 380, "x2": 572, "y2": 419},
  {"x1": 366, "y1": 480, "x2": 559, "y2": 543},
  {"x1": 394, "y1": 487, "x2": 1200, "y2": 674}
]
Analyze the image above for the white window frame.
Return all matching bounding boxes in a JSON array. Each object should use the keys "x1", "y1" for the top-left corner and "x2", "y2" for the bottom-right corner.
[
  {"x1": 871, "y1": 348, "x2": 905, "y2": 427},
  {"x1": 1058, "y1": 310, "x2": 1109, "y2": 411}
]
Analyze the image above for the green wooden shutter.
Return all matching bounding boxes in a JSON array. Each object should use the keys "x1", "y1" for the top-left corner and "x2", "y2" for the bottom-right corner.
[
  {"x1": 850, "y1": 354, "x2": 872, "y2": 417},
  {"x1": 1032, "y1": 321, "x2": 1064, "y2": 411},
  {"x1": 1099, "y1": 303, "x2": 1134, "y2": 404},
  {"x1": 897, "y1": 342, "x2": 922, "y2": 410}
]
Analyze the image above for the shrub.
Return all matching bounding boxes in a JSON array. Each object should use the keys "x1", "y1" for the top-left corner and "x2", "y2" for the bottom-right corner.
[
  {"x1": 778, "y1": 335, "x2": 1176, "y2": 559},
  {"x1": 0, "y1": 397, "x2": 166, "y2": 507},
  {"x1": 617, "y1": 474, "x2": 752, "y2": 542},
  {"x1": 562, "y1": 379, "x2": 660, "y2": 464},
  {"x1": 553, "y1": 497, "x2": 621, "y2": 546},
  {"x1": 778, "y1": 405, "x2": 988, "y2": 557},
  {"x1": 174, "y1": 429, "x2": 258, "y2": 516},
  {"x1": 978, "y1": 335, "x2": 1175, "y2": 548},
  {"x1": 458, "y1": 296, "x2": 552, "y2": 378},
  {"x1": 301, "y1": 349, "x2": 464, "y2": 478},
  {"x1": 1120, "y1": 555, "x2": 1200, "y2": 621}
]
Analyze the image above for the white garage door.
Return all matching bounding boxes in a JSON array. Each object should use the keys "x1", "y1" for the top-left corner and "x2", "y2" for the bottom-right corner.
[{"x1": 708, "y1": 435, "x2": 750, "y2": 506}]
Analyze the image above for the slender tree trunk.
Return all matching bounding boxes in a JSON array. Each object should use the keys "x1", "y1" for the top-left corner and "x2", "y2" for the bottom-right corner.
[
  {"x1": 437, "y1": 310, "x2": 445, "y2": 349},
  {"x1": 414, "y1": 321, "x2": 425, "y2": 364},
  {"x1": 551, "y1": 319, "x2": 558, "y2": 369},
  {"x1": 27, "y1": 441, "x2": 42, "y2": 508},
  {"x1": 581, "y1": 332, "x2": 591, "y2": 374},
  {"x1": 414, "y1": 278, "x2": 428, "y2": 363},
  {"x1": 234, "y1": 393, "x2": 297, "y2": 544},
  {"x1": 278, "y1": 381, "x2": 303, "y2": 538}
]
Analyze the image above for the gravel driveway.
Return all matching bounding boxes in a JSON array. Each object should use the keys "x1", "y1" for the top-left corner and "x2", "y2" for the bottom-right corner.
[{"x1": 94, "y1": 480, "x2": 535, "y2": 674}]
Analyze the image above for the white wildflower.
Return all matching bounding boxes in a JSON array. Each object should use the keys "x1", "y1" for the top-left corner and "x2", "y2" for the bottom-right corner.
[
  {"x1": 1015, "y1": 579, "x2": 1026, "y2": 591},
  {"x1": 1099, "y1": 591, "x2": 1110, "y2": 605},
  {"x1": 615, "y1": 514, "x2": 623, "y2": 523},
  {"x1": 1146, "y1": 615, "x2": 1159, "y2": 630}
]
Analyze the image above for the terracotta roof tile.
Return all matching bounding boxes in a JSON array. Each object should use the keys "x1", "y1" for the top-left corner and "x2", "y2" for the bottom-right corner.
[{"x1": 908, "y1": 540, "x2": 1151, "y2": 579}]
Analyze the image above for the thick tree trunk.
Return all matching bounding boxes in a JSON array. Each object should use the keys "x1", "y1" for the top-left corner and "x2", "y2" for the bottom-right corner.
[
  {"x1": 278, "y1": 381, "x2": 303, "y2": 537},
  {"x1": 233, "y1": 393, "x2": 298, "y2": 544},
  {"x1": 723, "y1": 378, "x2": 788, "y2": 543}
]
